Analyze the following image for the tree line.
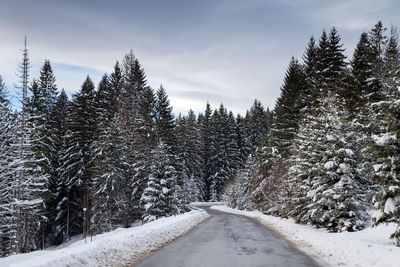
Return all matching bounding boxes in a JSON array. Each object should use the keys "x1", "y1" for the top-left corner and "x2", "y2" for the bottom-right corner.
[
  {"x1": 0, "y1": 42, "x2": 271, "y2": 256},
  {"x1": 224, "y1": 21, "x2": 400, "y2": 246}
]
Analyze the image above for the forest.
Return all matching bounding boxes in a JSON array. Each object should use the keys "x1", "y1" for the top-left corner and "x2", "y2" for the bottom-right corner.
[
  {"x1": 1, "y1": 19, "x2": 400, "y2": 258},
  {"x1": 0, "y1": 42, "x2": 270, "y2": 256},
  {"x1": 223, "y1": 21, "x2": 400, "y2": 246}
]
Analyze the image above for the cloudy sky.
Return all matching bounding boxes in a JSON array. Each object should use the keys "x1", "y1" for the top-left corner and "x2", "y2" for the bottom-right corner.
[{"x1": 0, "y1": 0, "x2": 399, "y2": 115}]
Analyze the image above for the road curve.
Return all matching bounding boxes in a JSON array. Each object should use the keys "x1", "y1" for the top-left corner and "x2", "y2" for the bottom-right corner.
[{"x1": 136, "y1": 206, "x2": 320, "y2": 267}]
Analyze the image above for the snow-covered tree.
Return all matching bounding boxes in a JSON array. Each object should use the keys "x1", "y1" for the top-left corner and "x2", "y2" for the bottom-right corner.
[
  {"x1": 57, "y1": 76, "x2": 97, "y2": 241},
  {"x1": 140, "y1": 142, "x2": 178, "y2": 222},
  {"x1": 0, "y1": 76, "x2": 16, "y2": 257},
  {"x1": 119, "y1": 51, "x2": 150, "y2": 224},
  {"x1": 370, "y1": 27, "x2": 400, "y2": 246},
  {"x1": 199, "y1": 103, "x2": 215, "y2": 200},
  {"x1": 90, "y1": 116, "x2": 128, "y2": 234},
  {"x1": 176, "y1": 110, "x2": 205, "y2": 202}
]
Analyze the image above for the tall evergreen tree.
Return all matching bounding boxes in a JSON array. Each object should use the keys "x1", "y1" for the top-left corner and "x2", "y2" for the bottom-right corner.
[
  {"x1": 7, "y1": 38, "x2": 48, "y2": 254},
  {"x1": 0, "y1": 77, "x2": 16, "y2": 257},
  {"x1": 155, "y1": 85, "x2": 176, "y2": 152},
  {"x1": 140, "y1": 141, "x2": 178, "y2": 222},
  {"x1": 57, "y1": 76, "x2": 97, "y2": 241},
  {"x1": 38, "y1": 60, "x2": 58, "y2": 115},
  {"x1": 90, "y1": 116, "x2": 128, "y2": 234},
  {"x1": 119, "y1": 51, "x2": 150, "y2": 224},
  {"x1": 370, "y1": 27, "x2": 400, "y2": 246},
  {"x1": 176, "y1": 110, "x2": 205, "y2": 202},
  {"x1": 199, "y1": 103, "x2": 215, "y2": 200},
  {"x1": 350, "y1": 32, "x2": 374, "y2": 111},
  {"x1": 90, "y1": 75, "x2": 129, "y2": 234},
  {"x1": 49, "y1": 90, "x2": 69, "y2": 245},
  {"x1": 244, "y1": 99, "x2": 270, "y2": 148}
]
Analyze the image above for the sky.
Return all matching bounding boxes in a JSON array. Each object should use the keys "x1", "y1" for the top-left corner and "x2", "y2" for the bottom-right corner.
[{"x1": 1, "y1": 0, "x2": 399, "y2": 115}]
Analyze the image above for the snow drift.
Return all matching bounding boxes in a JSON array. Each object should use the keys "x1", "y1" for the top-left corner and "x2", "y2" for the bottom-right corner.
[{"x1": 0, "y1": 209, "x2": 210, "y2": 267}]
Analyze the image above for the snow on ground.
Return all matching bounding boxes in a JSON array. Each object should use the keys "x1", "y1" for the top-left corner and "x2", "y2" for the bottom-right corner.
[
  {"x1": 190, "y1": 201, "x2": 227, "y2": 206},
  {"x1": 211, "y1": 205, "x2": 400, "y2": 267},
  {"x1": 0, "y1": 209, "x2": 210, "y2": 267}
]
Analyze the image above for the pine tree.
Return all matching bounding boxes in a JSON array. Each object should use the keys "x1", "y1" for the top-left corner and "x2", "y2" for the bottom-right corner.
[
  {"x1": 369, "y1": 21, "x2": 387, "y2": 98},
  {"x1": 199, "y1": 103, "x2": 215, "y2": 200},
  {"x1": 140, "y1": 141, "x2": 178, "y2": 222},
  {"x1": 350, "y1": 32, "x2": 374, "y2": 111},
  {"x1": 288, "y1": 94, "x2": 368, "y2": 231},
  {"x1": 89, "y1": 74, "x2": 129, "y2": 234},
  {"x1": 119, "y1": 51, "x2": 149, "y2": 224},
  {"x1": 0, "y1": 76, "x2": 16, "y2": 257},
  {"x1": 57, "y1": 76, "x2": 97, "y2": 242},
  {"x1": 287, "y1": 28, "x2": 369, "y2": 231},
  {"x1": 5, "y1": 38, "x2": 48, "y2": 254},
  {"x1": 90, "y1": 116, "x2": 128, "y2": 234},
  {"x1": 176, "y1": 110, "x2": 205, "y2": 202},
  {"x1": 38, "y1": 60, "x2": 58, "y2": 116},
  {"x1": 268, "y1": 57, "x2": 307, "y2": 159},
  {"x1": 326, "y1": 27, "x2": 347, "y2": 91},
  {"x1": 0, "y1": 76, "x2": 9, "y2": 105},
  {"x1": 209, "y1": 105, "x2": 238, "y2": 201},
  {"x1": 244, "y1": 99, "x2": 270, "y2": 148},
  {"x1": 139, "y1": 86, "x2": 156, "y2": 148},
  {"x1": 235, "y1": 114, "x2": 251, "y2": 168},
  {"x1": 303, "y1": 36, "x2": 319, "y2": 98},
  {"x1": 284, "y1": 35, "x2": 326, "y2": 220},
  {"x1": 49, "y1": 90, "x2": 68, "y2": 245},
  {"x1": 28, "y1": 60, "x2": 59, "y2": 248},
  {"x1": 110, "y1": 61, "x2": 123, "y2": 113},
  {"x1": 316, "y1": 29, "x2": 330, "y2": 88},
  {"x1": 370, "y1": 27, "x2": 400, "y2": 246},
  {"x1": 155, "y1": 85, "x2": 176, "y2": 152}
]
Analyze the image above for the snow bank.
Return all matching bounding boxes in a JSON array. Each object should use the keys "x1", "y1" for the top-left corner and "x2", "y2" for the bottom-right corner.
[
  {"x1": 0, "y1": 210, "x2": 210, "y2": 267},
  {"x1": 190, "y1": 201, "x2": 227, "y2": 207},
  {"x1": 211, "y1": 205, "x2": 400, "y2": 267}
]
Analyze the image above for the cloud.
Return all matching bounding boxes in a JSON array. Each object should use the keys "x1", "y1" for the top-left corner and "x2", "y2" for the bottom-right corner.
[
  {"x1": 1, "y1": 0, "x2": 399, "y2": 115},
  {"x1": 275, "y1": 0, "x2": 398, "y2": 31}
]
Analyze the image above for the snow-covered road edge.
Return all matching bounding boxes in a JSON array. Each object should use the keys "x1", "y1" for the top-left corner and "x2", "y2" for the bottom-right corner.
[
  {"x1": 211, "y1": 205, "x2": 400, "y2": 267},
  {"x1": 0, "y1": 209, "x2": 211, "y2": 267},
  {"x1": 190, "y1": 201, "x2": 227, "y2": 207}
]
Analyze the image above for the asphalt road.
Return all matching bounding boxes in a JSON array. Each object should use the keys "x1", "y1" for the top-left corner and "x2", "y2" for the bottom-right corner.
[{"x1": 136, "y1": 207, "x2": 320, "y2": 267}]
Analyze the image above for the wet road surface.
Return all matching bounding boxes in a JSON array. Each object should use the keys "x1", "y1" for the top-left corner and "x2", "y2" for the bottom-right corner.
[{"x1": 136, "y1": 207, "x2": 320, "y2": 267}]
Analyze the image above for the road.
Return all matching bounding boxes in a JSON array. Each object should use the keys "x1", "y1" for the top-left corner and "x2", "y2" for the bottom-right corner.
[{"x1": 136, "y1": 207, "x2": 320, "y2": 267}]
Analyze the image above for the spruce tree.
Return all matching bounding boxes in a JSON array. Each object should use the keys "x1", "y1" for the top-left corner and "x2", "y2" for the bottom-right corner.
[
  {"x1": 90, "y1": 116, "x2": 128, "y2": 234},
  {"x1": 38, "y1": 60, "x2": 58, "y2": 115},
  {"x1": 6, "y1": 38, "x2": 48, "y2": 254},
  {"x1": 244, "y1": 99, "x2": 270, "y2": 148},
  {"x1": 155, "y1": 85, "x2": 176, "y2": 152},
  {"x1": 209, "y1": 105, "x2": 238, "y2": 200},
  {"x1": 370, "y1": 27, "x2": 400, "y2": 246},
  {"x1": 364, "y1": 21, "x2": 387, "y2": 105},
  {"x1": 140, "y1": 141, "x2": 178, "y2": 222},
  {"x1": 57, "y1": 76, "x2": 97, "y2": 241},
  {"x1": 235, "y1": 114, "x2": 251, "y2": 168},
  {"x1": 176, "y1": 110, "x2": 205, "y2": 202},
  {"x1": 119, "y1": 51, "x2": 149, "y2": 224},
  {"x1": 0, "y1": 77, "x2": 16, "y2": 257},
  {"x1": 49, "y1": 90, "x2": 69, "y2": 245},
  {"x1": 199, "y1": 103, "x2": 215, "y2": 200},
  {"x1": 90, "y1": 74, "x2": 129, "y2": 234},
  {"x1": 350, "y1": 32, "x2": 374, "y2": 111},
  {"x1": 268, "y1": 57, "x2": 307, "y2": 159},
  {"x1": 32, "y1": 60, "x2": 59, "y2": 248},
  {"x1": 288, "y1": 28, "x2": 369, "y2": 231}
]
